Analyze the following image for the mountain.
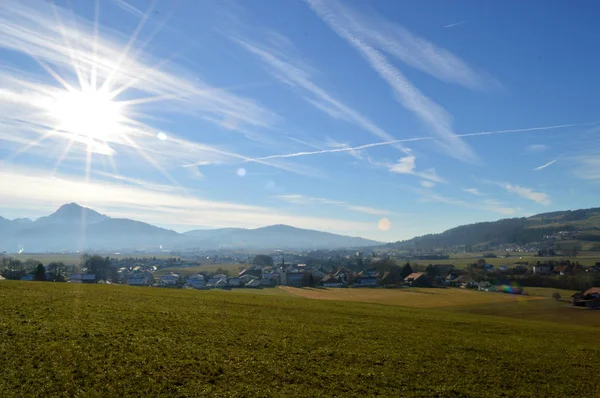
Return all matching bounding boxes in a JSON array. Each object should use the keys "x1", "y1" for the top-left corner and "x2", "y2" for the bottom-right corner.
[
  {"x1": 1, "y1": 203, "x2": 180, "y2": 253},
  {"x1": 385, "y1": 207, "x2": 600, "y2": 251},
  {"x1": 0, "y1": 204, "x2": 382, "y2": 252},
  {"x1": 184, "y1": 224, "x2": 381, "y2": 250}
]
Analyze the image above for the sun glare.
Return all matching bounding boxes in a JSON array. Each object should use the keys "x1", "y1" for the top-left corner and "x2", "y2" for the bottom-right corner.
[{"x1": 47, "y1": 89, "x2": 125, "y2": 142}]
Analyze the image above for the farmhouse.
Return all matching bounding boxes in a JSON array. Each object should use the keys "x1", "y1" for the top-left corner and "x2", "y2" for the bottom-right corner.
[
  {"x1": 533, "y1": 264, "x2": 552, "y2": 274},
  {"x1": 404, "y1": 272, "x2": 430, "y2": 287}
]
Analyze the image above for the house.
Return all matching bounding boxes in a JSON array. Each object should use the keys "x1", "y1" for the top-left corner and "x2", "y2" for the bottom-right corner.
[
  {"x1": 208, "y1": 274, "x2": 228, "y2": 286},
  {"x1": 285, "y1": 272, "x2": 305, "y2": 287},
  {"x1": 82, "y1": 274, "x2": 96, "y2": 284},
  {"x1": 213, "y1": 279, "x2": 229, "y2": 289},
  {"x1": 572, "y1": 287, "x2": 600, "y2": 308},
  {"x1": 353, "y1": 275, "x2": 378, "y2": 287},
  {"x1": 553, "y1": 265, "x2": 573, "y2": 275},
  {"x1": 128, "y1": 272, "x2": 153, "y2": 286},
  {"x1": 585, "y1": 265, "x2": 600, "y2": 273},
  {"x1": 20, "y1": 274, "x2": 34, "y2": 281},
  {"x1": 322, "y1": 275, "x2": 344, "y2": 288},
  {"x1": 245, "y1": 278, "x2": 262, "y2": 288},
  {"x1": 240, "y1": 269, "x2": 262, "y2": 279},
  {"x1": 533, "y1": 264, "x2": 552, "y2": 274},
  {"x1": 69, "y1": 273, "x2": 83, "y2": 283},
  {"x1": 404, "y1": 272, "x2": 430, "y2": 287},
  {"x1": 186, "y1": 274, "x2": 205, "y2": 289},
  {"x1": 227, "y1": 277, "x2": 242, "y2": 287},
  {"x1": 159, "y1": 273, "x2": 179, "y2": 287},
  {"x1": 478, "y1": 281, "x2": 495, "y2": 292}
]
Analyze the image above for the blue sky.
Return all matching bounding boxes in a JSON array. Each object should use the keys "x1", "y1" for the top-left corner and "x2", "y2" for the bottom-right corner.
[{"x1": 1, "y1": 0, "x2": 599, "y2": 242}]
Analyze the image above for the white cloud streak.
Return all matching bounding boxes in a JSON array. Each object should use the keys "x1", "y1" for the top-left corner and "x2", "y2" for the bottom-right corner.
[
  {"x1": 233, "y1": 36, "x2": 409, "y2": 155},
  {"x1": 527, "y1": 144, "x2": 549, "y2": 153},
  {"x1": 419, "y1": 180, "x2": 435, "y2": 188},
  {"x1": 533, "y1": 158, "x2": 558, "y2": 171},
  {"x1": 275, "y1": 194, "x2": 390, "y2": 216},
  {"x1": 463, "y1": 188, "x2": 484, "y2": 196},
  {"x1": 444, "y1": 21, "x2": 467, "y2": 29},
  {"x1": 0, "y1": 1, "x2": 325, "y2": 178},
  {"x1": 388, "y1": 154, "x2": 445, "y2": 183},
  {"x1": 307, "y1": 0, "x2": 478, "y2": 162},
  {"x1": 252, "y1": 122, "x2": 595, "y2": 161},
  {"x1": 503, "y1": 184, "x2": 550, "y2": 205}
]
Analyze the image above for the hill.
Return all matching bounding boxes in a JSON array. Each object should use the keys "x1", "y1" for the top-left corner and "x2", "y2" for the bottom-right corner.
[
  {"x1": 1, "y1": 282, "x2": 598, "y2": 396},
  {"x1": 0, "y1": 204, "x2": 381, "y2": 252},
  {"x1": 185, "y1": 224, "x2": 380, "y2": 250},
  {"x1": 386, "y1": 207, "x2": 600, "y2": 251}
]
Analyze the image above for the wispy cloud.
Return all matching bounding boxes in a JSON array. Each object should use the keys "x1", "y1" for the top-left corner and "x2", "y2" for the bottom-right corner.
[
  {"x1": 533, "y1": 158, "x2": 559, "y2": 171},
  {"x1": 0, "y1": 1, "x2": 323, "y2": 179},
  {"x1": 387, "y1": 154, "x2": 445, "y2": 183},
  {"x1": 463, "y1": 188, "x2": 484, "y2": 196},
  {"x1": 275, "y1": 194, "x2": 390, "y2": 216},
  {"x1": 527, "y1": 144, "x2": 549, "y2": 152},
  {"x1": 502, "y1": 184, "x2": 550, "y2": 205},
  {"x1": 406, "y1": 186, "x2": 518, "y2": 215},
  {"x1": 0, "y1": 166, "x2": 377, "y2": 233},
  {"x1": 420, "y1": 180, "x2": 436, "y2": 188},
  {"x1": 444, "y1": 21, "x2": 467, "y2": 29},
  {"x1": 307, "y1": 0, "x2": 477, "y2": 162},
  {"x1": 232, "y1": 35, "x2": 409, "y2": 155},
  {"x1": 570, "y1": 154, "x2": 600, "y2": 180},
  {"x1": 251, "y1": 122, "x2": 595, "y2": 161}
]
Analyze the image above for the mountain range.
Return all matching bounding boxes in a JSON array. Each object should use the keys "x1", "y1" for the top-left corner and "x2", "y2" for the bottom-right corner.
[
  {"x1": 0, "y1": 203, "x2": 381, "y2": 253},
  {"x1": 385, "y1": 207, "x2": 600, "y2": 251}
]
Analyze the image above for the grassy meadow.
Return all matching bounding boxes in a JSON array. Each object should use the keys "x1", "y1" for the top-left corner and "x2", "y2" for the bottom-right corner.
[{"x1": 1, "y1": 282, "x2": 599, "y2": 397}]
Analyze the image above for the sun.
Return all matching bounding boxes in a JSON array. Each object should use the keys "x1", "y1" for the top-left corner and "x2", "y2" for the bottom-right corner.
[{"x1": 46, "y1": 88, "x2": 125, "y2": 142}]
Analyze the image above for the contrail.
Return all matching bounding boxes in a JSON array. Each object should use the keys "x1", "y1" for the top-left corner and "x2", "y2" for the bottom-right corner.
[
  {"x1": 444, "y1": 21, "x2": 466, "y2": 29},
  {"x1": 252, "y1": 122, "x2": 597, "y2": 161},
  {"x1": 534, "y1": 158, "x2": 559, "y2": 171}
]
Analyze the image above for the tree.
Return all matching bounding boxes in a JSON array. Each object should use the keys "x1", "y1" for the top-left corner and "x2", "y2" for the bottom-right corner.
[
  {"x1": 400, "y1": 263, "x2": 413, "y2": 280},
  {"x1": 552, "y1": 292, "x2": 561, "y2": 301},
  {"x1": 252, "y1": 255, "x2": 274, "y2": 268},
  {"x1": 425, "y1": 264, "x2": 440, "y2": 277},
  {"x1": 81, "y1": 254, "x2": 110, "y2": 281},
  {"x1": 476, "y1": 259, "x2": 486, "y2": 269},
  {"x1": 34, "y1": 264, "x2": 46, "y2": 281}
]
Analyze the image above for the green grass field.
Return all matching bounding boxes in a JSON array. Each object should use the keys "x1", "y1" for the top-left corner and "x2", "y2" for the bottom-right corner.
[{"x1": 1, "y1": 282, "x2": 599, "y2": 397}]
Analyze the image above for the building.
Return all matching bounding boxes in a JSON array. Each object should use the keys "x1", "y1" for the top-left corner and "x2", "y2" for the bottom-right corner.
[
  {"x1": 404, "y1": 272, "x2": 430, "y2": 287},
  {"x1": 353, "y1": 275, "x2": 378, "y2": 287},
  {"x1": 82, "y1": 274, "x2": 96, "y2": 284},
  {"x1": 322, "y1": 275, "x2": 344, "y2": 288},
  {"x1": 186, "y1": 274, "x2": 205, "y2": 289},
  {"x1": 128, "y1": 272, "x2": 153, "y2": 286},
  {"x1": 285, "y1": 272, "x2": 305, "y2": 287},
  {"x1": 159, "y1": 273, "x2": 180, "y2": 287},
  {"x1": 533, "y1": 264, "x2": 552, "y2": 274}
]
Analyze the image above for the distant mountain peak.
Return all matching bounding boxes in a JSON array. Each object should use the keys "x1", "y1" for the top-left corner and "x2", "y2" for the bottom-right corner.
[{"x1": 41, "y1": 203, "x2": 109, "y2": 224}]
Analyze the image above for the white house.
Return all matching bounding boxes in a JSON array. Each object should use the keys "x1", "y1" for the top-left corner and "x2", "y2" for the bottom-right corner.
[
  {"x1": 159, "y1": 273, "x2": 180, "y2": 287},
  {"x1": 186, "y1": 274, "x2": 205, "y2": 289}
]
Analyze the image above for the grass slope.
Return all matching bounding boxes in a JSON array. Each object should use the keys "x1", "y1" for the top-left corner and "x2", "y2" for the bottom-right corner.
[{"x1": 1, "y1": 282, "x2": 599, "y2": 397}]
